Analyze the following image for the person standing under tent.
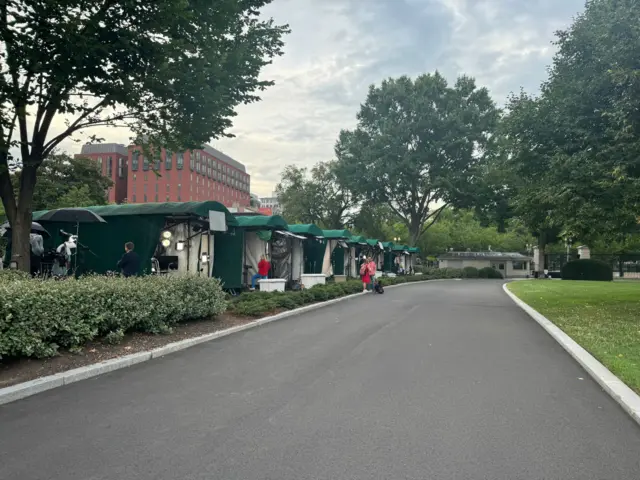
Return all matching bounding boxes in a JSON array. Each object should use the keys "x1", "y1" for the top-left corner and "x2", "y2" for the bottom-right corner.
[
  {"x1": 251, "y1": 254, "x2": 271, "y2": 290},
  {"x1": 117, "y1": 242, "x2": 140, "y2": 277}
]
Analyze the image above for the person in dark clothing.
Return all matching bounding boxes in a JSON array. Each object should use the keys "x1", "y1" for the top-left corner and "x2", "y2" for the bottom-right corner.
[{"x1": 117, "y1": 242, "x2": 140, "y2": 277}]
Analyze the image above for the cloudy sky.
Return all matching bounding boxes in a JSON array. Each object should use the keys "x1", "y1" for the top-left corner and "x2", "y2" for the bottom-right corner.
[{"x1": 54, "y1": 0, "x2": 586, "y2": 196}]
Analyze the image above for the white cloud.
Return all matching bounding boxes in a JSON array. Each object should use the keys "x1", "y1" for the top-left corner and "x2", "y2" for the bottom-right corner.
[{"x1": 43, "y1": 0, "x2": 585, "y2": 196}]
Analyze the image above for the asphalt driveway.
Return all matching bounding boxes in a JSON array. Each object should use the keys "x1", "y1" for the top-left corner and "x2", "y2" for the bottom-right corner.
[{"x1": 1, "y1": 280, "x2": 639, "y2": 479}]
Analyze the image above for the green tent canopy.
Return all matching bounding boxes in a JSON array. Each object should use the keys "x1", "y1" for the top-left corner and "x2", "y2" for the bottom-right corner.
[
  {"x1": 392, "y1": 244, "x2": 409, "y2": 252},
  {"x1": 407, "y1": 247, "x2": 420, "y2": 253},
  {"x1": 348, "y1": 235, "x2": 367, "y2": 244},
  {"x1": 33, "y1": 201, "x2": 238, "y2": 226},
  {"x1": 381, "y1": 241, "x2": 395, "y2": 250},
  {"x1": 288, "y1": 224, "x2": 323, "y2": 237},
  {"x1": 322, "y1": 229, "x2": 352, "y2": 239},
  {"x1": 234, "y1": 215, "x2": 289, "y2": 230},
  {"x1": 366, "y1": 239, "x2": 383, "y2": 249}
]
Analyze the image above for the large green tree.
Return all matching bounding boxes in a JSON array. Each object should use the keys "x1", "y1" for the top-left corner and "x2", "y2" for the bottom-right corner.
[
  {"x1": 0, "y1": 0, "x2": 288, "y2": 270},
  {"x1": 334, "y1": 72, "x2": 499, "y2": 245},
  {"x1": 510, "y1": 0, "x2": 640, "y2": 241},
  {"x1": 275, "y1": 161, "x2": 358, "y2": 229},
  {"x1": 494, "y1": 91, "x2": 563, "y2": 268}
]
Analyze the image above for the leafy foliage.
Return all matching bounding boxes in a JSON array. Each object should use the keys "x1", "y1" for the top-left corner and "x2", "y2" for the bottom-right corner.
[
  {"x1": 276, "y1": 161, "x2": 357, "y2": 228},
  {"x1": 418, "y1": 209, "x2": 533, "y2": 255},
  {"x1": 561, "y1": 259, "x2": 613, "y2": 281},
  {"x1": 334, "y1": 72, "x2": 500, "y2": 244},
  {"x1": 24, "y1": 154, "x2": 111, "y2": 210},
  {"x1": 0, "y1": 274, "x2": 227, "y2": 358},
  {"x1": 0, "y1": 0, "x2": 289, "y2": 270},
  {"x1": 495, "y1": 0, "x2": 640, "y2": 248},
  {"x1": 478, "y1": 267, "x2": 504, "y2": 279},
  {"x1": 462, "y1": 266, "x2": 479, "y2": 278}
]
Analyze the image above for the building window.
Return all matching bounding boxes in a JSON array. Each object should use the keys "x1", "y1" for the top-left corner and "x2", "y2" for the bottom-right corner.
[
  {"x1": 143, "y1": 156, "x2": 149, "y2": 170},
  {"x1": 143, "y1": 194, "x2": 147, "y2": 202},
  {"x1": 166, "y1": 195, "x2": 170, "y2": 202},
  {"x1": 177, "y1": 152, "x2": 184, "y2": 170},
  {"x1": 144, "y1": 184, "x2": 147, "y2": 193},
  {"x1": 153, "y1": 156, "x2": 161, "y2": 171},
  {"x1": 155, "y1": 194, "x2": 158, "y2": 202},
  {"x1": 166, "y1": 183, "x2": 170, "y2": 191},
  {"x1": 512, "y1": 261, "x2": 527, "y2": 270},
  {"x1": 155, "y1": 183, "x2": 158, "y2": 192},
  {"x1": 131, "y1": 152, "x2": 139, "y2": 171},
  {"x1": 132, "y1": 194, "x2": 136, "y2": 202},
  {"x1": 118, "y1": 157, "x2": 124, "y2": 178},
  {"x1": 165, "y1": 150, "x2": 172, "y2": 170},
  {"x1": 133, "y1": 174, "x2": 136, "y2": 181},
  {"x1": 97, "y1": 156, "x2": 103, "y2": 172},
  {"x1": 106, "y1": 156, "x2": 112, "y2": 177}
]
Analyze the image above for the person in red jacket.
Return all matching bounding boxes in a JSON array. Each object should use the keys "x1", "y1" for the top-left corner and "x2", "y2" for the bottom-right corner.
[{"x1": 251, "y1": 254, "x2": 271, "y2": 290}]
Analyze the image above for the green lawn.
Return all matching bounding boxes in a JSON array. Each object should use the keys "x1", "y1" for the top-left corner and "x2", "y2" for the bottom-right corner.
[{"x1": 508, "y1": 280, "x2": 640, "y2": 393}]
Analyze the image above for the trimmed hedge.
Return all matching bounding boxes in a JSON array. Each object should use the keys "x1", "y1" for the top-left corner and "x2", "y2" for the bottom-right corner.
[
  {"x1": 0, "y1": 274, "x2": 227, "y2": 358},
  {"x1": 227, "y1": 269, "x2": 465, "y2": 318},
  {"x1": 478, "y1": 267, "x2": 504, "y2": 279},
  {"x1": 561, "y1": 259, "x2": 613, "y2": 281},
  {"x1": 462, "y1": 266, "x2": 479, "y2": 278}
]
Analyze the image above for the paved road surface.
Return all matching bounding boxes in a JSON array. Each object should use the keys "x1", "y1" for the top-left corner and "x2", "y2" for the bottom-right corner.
[{"x1": 2, "y1": 280, "x2": 640, "y2": 479}]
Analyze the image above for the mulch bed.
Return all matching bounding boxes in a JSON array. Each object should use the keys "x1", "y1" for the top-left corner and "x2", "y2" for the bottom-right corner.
[{"x1": 0, "y1": 314, "x2": 255, "y2": 389}]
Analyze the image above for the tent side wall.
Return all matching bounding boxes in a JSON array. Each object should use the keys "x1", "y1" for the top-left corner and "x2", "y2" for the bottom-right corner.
[
  {"x1": 331, "y1": 246, "x2": 346, "y2": 275},
  {"x1": 212, "y1": 228, "x2": 244, "y2": 289},
  {"x1": 304, "y1": 239, "x2": 326, "y2": 274},
  {"x1": 38, "y1": 216, "x2": 165, "y2": 275}
]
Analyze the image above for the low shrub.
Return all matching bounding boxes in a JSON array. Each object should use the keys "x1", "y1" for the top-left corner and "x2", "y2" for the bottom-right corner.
[
  {"x1": 462, "y1": 266, "x2": 479, "y2": 278},
  {"x1": 0, "y1": 274, "x2": 227, "y2": 358},
  {"x1": 561, "y1": 259, "x2": 613, "y2": 281},
  {"x1": 478, "y1": 267, "x2": 503, "y2": 279}
]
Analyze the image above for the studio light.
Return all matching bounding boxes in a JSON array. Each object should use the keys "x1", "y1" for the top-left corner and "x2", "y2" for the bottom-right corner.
[
  {"x1": 161, "y1": 230, "x2": 172, "y2": 239},
  {"x1": 161, "y1": 238, "x2": 171, "y2": 247},
  {"x1": 176, "y1": 240, "x2": 185, "y2": 251}
]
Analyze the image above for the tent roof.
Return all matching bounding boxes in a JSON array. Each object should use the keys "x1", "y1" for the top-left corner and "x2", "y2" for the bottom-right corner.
[
  {"x1": 348, "y1": 235, "x2": 367, "y2": 244},
  {"x1": 288, "y1": 224, "x2": 324, "y2": 237},
  {"x1": 33, "y1": 201, "x2": 238, "y2": 226},
  {"x1": 381, "y1": 241, "x2": 395, "y2": 250},
  {"x1": 392, "y1": 244, "x2": 409, "y2": 252},
  {"x1": 366, "y1": 238, "x2": 381, "y2": 247},
  {"x1": 234, "y1": 215, "x2": 288, "y2": 230},
  {"x1": 322, "y1": 229, "x2": 352, "y2": 239},
  {"x1": 407, "y1": 247, "x2": 420, "y2": 253}
]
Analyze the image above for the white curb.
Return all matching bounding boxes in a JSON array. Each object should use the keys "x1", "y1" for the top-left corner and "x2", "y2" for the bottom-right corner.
[
  {"x1": 0, "y1": 278, "x2": 457, "y2": 405},
  {"x1": 503, "y1": 283, "x2": 640, "y2": 426}
]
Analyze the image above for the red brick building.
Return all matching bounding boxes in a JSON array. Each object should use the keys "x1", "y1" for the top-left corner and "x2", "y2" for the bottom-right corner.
[
  {"x1": 76, "y1": 143, "x2": 251, "y2": 208},
  {"x1": 76, "y1": 143, "x2": 129, "y2": 204}
]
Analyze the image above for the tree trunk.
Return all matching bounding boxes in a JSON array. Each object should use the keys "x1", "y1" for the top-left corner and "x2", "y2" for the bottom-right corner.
[
  {"x1": 10, "y1": 211, "x2": 31, "y2": 272},
  {"x1": 11, "y1": 164, "x2": 39, "y2": 272}
]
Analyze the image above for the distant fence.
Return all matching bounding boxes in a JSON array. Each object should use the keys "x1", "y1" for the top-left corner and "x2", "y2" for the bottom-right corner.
[{"x1": 545, "y1": 252, "x2": 640, "y2": 278}]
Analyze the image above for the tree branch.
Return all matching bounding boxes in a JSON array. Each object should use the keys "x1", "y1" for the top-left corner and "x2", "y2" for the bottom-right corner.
[
  {"x1": 418, "y1": 204, "x2": 448, "y2": 237},
  {"x1": 43, "y1": 107, "x2": 139, "y2": 157}
]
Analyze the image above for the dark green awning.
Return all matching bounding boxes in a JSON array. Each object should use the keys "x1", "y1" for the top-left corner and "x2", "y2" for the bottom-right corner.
[
  {"x1": 288, "y1": 224, "x2": 323, "y2": 237},
  {"x1": 33, "y1": 201, "x2": 238, "y2": 226},
  {"x1": 322, "y1": 229, "x2": 352, "y2": 239},
  {"x1": 234, "y1": 215, "x2": 288, "y2": 230}
]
